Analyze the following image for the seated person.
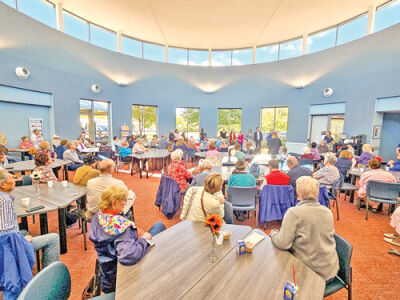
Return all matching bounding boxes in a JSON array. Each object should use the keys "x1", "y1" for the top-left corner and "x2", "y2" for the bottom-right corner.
[
  {"x1": 149, "y1": 135, "x2": 159, "y2": 148},
  {"x1": 99, "y1": 139, "x2": 116, "y2": 159},
  {"x1": 55, "y1": 139, "x2": 68, "y2": 159},
  {"x1": 119, "y1": 141, "x2": 133, "y2": 162},
  {"x1": 132, "y1": 138, "x2": 148, "y2": 153},
  {"x1": 39, "y1": 141, "x2": 57, "y2": 159},
  {"x1": 89, "y1": 185, "x2": 165, "y2": 294},
  {"x1": 276, "y1": 146, "x2": 289, "y2": 161},
  {"x1": 112, "y1": 136, "x2": 121, "y2": 152},
  {"x1": 52, "y1": 135, "x2": 60, "y2": 148},
  {"x1": 87, "y1": 159, "x2": 135, "y2": 218},
  {"x1": 221, "y1": 147, "x2": 238, "y2": 165},
  {"x1": 335, "y1": 150, "x2": 353, "y2": 177},
  {"x1": 63, "y1": 140, "x2": 84, "y2": 171},
  {"x1": 263, "y1": 159, "x2": 290, "y2": 185},
  {"x1": 206, "y1": 143, "x2": 220, "y2": 157},
  {"x1": 300, "y1": 147, "x2": 314, "y2": 160},
  {"x1": 186, "y1": 137, "x2": 198, "y2": 152},
  {"x1": 180, "y1": 173, "x2": 233, "y2": 224},
  {"x1": 19, "y1": 136, "x2": 34, "y2": 150},
  {"x1": 313, "y1": 154, "x2": 340, "y2": 187},
  {"x1": 234, "y1": 142, "x2": 244, "y2": 160},
  {"x1": 387, "y1": 147, "x2": 400, "y2": 172},
  {"x1": 227, "y1": 160, "x2": 256, "y2": 192},
  {"x1": 249, "y1": 145, "x2": 270, "y2": 177},
  {"x1": 142, "y1": 135, "x2": 149, "y2": 147},
  {"x1": 386, "y1": 206, "x2": 400, "y2": 248},
  {"x1": 310, "y1": 142, "x2": 321, "y2": 161},
  {"x1": 215, "y1": 137, "x2": 222, "y2": 149},
  {"x1": 159, "y1": 135, "x2": 169, "y2": 150},
  {"x1": 357, "y1": 158, "x2": 396, "y2": 213},
  {"x1": 244, "y1": 140, "x2": 254, "y2": 154},
  {"x1": 0, "y1": 170, "x2": 60, "y2": 269},
  {"x1": 167, "y1": 149, "x2": 192, "y2": 192},
  {"x1": 33, "y1": 152, "x2": 57, "y2": 183},
  {"x1": 218, "y1": 139, "x2": 229, "y2": 152},
  {"x1": 73, "y1": 154, "x2": 100, "y2": 186},
  {"x1": 287, "y1": 156, "x2": 313, "y2": 195},
  {"x1": 270, "y1": 176, "x2": 339, "y2": 281},
  {"x1": 30, "y1": 129, "x2": 43, "y2": 146},
  {"x1": 0, "y1": 146, "x2": 7, "y2": 171},
  {"x1": 76, "y1": 138, "x2": 87, "y2": 152},
  {"x1": 317, "y1": 140, "x2": 329, "y2": 154},
  {"x1": 357, "y1": 144, "x2": 373, "y2": 168},
  {"x1": 189, "y1": 160, "x2": 213, "y2": 188},
  {"x1": 172, "y1": 137, "x2": 188, "y2": 158}
]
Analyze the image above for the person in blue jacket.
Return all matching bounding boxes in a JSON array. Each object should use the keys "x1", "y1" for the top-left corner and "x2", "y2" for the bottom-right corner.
[
  {"x1": 119, "y1": 141, "x2": 133, "y2": 162},
  {"x1": 388, "y1": 145, "x2": 400, "y2": 171}
]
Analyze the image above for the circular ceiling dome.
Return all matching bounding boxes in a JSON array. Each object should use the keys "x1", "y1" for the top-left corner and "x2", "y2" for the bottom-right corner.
[{"x1": 58, "y1": 0, "x2": 387, "y2": 49}]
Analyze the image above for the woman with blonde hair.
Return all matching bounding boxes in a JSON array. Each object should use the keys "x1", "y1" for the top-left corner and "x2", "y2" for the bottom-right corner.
[
  {"x1": 271, "y1": 176, "x2": 339, "y2": 281},
  {"x1": 180, "y1": 173, "x2": 233, "y2": 224},
  {"x1": 167, "y1": 149, "x2": 192, "y2": 192},
  {"x1": 173, "y1": 137, "x2": 189, "y2": 158},
  {"x1": 357, "y1": 144, "x2": 373, "y2": 167},
  {"x1": 335, "y1": 150, "x2": 353, "y2": 177},
  {"x1": 90, "y1": 185, "x2": 165, "y2": 294}
]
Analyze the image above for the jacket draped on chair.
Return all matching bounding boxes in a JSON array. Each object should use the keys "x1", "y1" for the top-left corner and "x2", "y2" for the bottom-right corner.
[{"x1": 155, "y1": 175, "x2": 182, "y2": 219}]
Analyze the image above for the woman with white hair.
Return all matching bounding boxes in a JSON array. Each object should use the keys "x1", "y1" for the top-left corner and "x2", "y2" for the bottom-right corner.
[
  {"x1": 300, "y1": 146, "x2": 314, "y2": 160},
  {"x1": 313, "y1": 154, "x2": 340, "y2": 187},
  {"x1": 270, "y1": 176, "x2": 339, "y2": 281},
  {"x1": 167, "y1": 149, "x2": 192, "y2": 192},
  {"x1": 62, "y1": 140, "x2": 84, "y2": 171}
]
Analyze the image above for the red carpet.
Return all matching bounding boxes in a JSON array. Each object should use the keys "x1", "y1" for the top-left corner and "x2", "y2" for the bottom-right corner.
[{"x1": 23, "y1": 170, "x2": 399, "y2": 299}]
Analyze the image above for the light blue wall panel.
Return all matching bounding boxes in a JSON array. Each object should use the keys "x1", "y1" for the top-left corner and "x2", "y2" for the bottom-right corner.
[
  {"x1": 376, "y1": 96, "x2": 400, "y2": 112},
  {"x1": 309, "y1": 102, "x2": 346, "y2": 115},
  {"x1": 380, "y1": 113, "x2": 400, "y2": 161},
  {"x1": 0, "y1": 84, "x2": 52, "y2": 106}
]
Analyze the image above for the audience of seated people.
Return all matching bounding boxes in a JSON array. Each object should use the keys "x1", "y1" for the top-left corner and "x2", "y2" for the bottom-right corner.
[
  {"x1": 357, "y1": 143, "x2": 373, "y2": 167},
  {"x1": 180, "y1": 173, "x2": 233, "y2": 224},
  {"x1": 33, "y1": 152, "x2": 58, "y2": 183},
  {"x1": 73, "y1": 154, "x2": 100, "y2": 186},
  {"x1": 287, "y1": 156, "x2": 313, "y2": 194},
  {"x1": 167, "y1": 149, "x2": 192, "y2": 192},
  {"x1": 357, "y1": 158, "x2": 396, "y2": 213},
  {"x1": 89, "y1": 185, "x2": 165, "y2": 294},
  {"x1": 335, "y1": 150, "x2": 353, "y2": 177},
  {"x1": 313, "y1": 154, "x2": 340, "y2": 187},
  {"x1": 249, "y1": 145, "x2": 271, "y2": 176},
  {"x1": 271, "y1": 176, "x2": 339, "y2": 281},
  {"x1": 63, "y1": 140, "x2": 84, "y2": 171},
  {"x1": 263, "y1": 159, "x2": 290, "y2": 185}
]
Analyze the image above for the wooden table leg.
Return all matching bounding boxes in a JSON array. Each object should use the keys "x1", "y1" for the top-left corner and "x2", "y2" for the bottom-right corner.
[
  {"x1": 39, "y1": 213, "x2": 49, "y2": 235},
  {"x1": 139, "y1": 159, "x2": 143, "y2": 179},
  {"x1": 58, "y1": 208, "x2": 68, "y2": 254},
  {"x1": 64, "y1": 166, "x2": 69, "y2": 181},
  {"x1": 20, "y1": 216, "x2": 29, "y2": 232}
]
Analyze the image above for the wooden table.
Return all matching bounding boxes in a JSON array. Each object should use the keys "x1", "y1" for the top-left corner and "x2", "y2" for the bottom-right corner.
[
  {"x1": 15, "y1": 182, "x2": 87, "y2": 254},
  {"x1": 129, "y1": 149, "x2": 170, "y2": 178},
  {"x1": 13, "y1": 189, "x2": 57, "y2": 235},
  {"x1": 7, "y1": 148, "x2": 30, "y2": 160},
  {"x1": 6, "y1": 159, "x2": 70, "y2": 180},
  {"x1": 116, "y1": 222, "x2": 325, "y2": 300}
]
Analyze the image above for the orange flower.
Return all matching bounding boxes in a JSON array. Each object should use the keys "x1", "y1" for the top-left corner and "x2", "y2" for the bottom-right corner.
[
  {"x1": 205, "y1": 214, "x2": 222, "y2": 234},
  {"x1": 28, "y1": 147, "x2": 38, "y2": 155}
]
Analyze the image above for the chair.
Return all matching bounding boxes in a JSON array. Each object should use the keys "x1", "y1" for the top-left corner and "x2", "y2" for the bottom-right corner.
[
  {"x1": 227, "y1": 186, "x2": 258, "y2": 227},
  {"x1": 22, "y1": 175, "x2": 32, "y2": 186},
  {"x1": 330, "y1": 174, "x2": 344, "y2": 220},
  {"x1": 324, "y1": 234, "x2": 353, "y2": 299},
  {"x1": 6, "y1": 155, "x2": 20, "y2": 163},
  {"x1": 186, "y1": 147, "x2": 196, "y2": 163},
  {"x1": 365, "y1": 181, "x2": 400, "y2": 220},
  {"x1": 17, "y1": 261, "x2": 71, "y2": 300},
  {"x1": 116, "y1": 156, "x2": 133, "y2": 174},
  {"x1": 299, "y1": 158, "x2": 313, "y2": 166},
  {"x1": 98, "y1": 151, "x2": 111, "y2": 159},
  {"x1": 155, "y1": 175, "x2": 181, "y2": 219}
]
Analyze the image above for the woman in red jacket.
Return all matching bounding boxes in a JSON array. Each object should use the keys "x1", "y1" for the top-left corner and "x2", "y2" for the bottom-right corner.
[{"x1": 229, "y1": 130, "x2": 236, "y2": 143}]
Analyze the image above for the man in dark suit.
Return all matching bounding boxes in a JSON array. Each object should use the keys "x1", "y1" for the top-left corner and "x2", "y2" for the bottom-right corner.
[{"x1": 254, "y1": 127, "x2": 263, "y2": 149}]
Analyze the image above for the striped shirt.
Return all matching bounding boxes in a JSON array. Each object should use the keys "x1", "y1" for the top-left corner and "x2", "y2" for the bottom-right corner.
[{"x1": 0, "y1": 191, "x2": 19, "y2": 234}]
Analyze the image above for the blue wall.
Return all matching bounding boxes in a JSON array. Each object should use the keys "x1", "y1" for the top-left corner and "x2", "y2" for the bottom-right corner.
[
  {"x1": 380, "y1": 113, "x2": 400, "y2": 161},
  {"x1": 0, "y1": 3, "x2": 399, "y2": 150}
]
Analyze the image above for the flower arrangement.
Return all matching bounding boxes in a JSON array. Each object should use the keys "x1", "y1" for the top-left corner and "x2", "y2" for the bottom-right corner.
[
  {"x1": 205, "y1": 214, "x2": 223, "y2": 235},
  {"x1": 28, "y1": 147, "x2": 38, "y2": 155},
  {"x1": 30, "y1": 170, "x2": 43, "y2": 181}
]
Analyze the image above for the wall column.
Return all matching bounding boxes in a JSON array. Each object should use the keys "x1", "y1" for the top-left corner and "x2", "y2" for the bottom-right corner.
[
  {"x1": 117, "y1": 31, "x2": 122, "y2": 52},
  {"x1": 302, "y1": 33, "x2": 307, "y2": 55},
  {"x1": 55, "y1": 2, "x2": 63, "y2": 32},
  {"x1": 367, "y1": 6, "x2": 376, "y2": 35}
]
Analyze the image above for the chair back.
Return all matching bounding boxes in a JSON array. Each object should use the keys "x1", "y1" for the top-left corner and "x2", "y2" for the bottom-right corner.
[
  {"x1": 115, "y1": 145, "x2": 120, "y2": 153},
  {"x1": 22, "y1": 175, "x2": 32, "y2": 186},
  {"x1": 6, "y1": 155, "x2": 21, "y2": 163},
  {"x1": 366, "y1": 180, "x2": 400, "y2": 200},
  {"x1": 334, "y1": 234, "x2": 353, "y2": 285},
  {"x1": 331, "y1": 174, "x2": 344, "y2": 200},
  {"x1": 227, "y1": 186, "x2": 258, "y2": 209},
  {"x1": 98, "y1": 151, "x2": 111, "y2": 159},
  {"x1": 258, "y1": 185, "x2": 294, "y2": 223},
  {"x1": 186, "y1": 147, "x2": 196, "y2": 158},
  {"x1": 17, "y1": 261, "x2": 71, "y2": 300},
  {"x1": 299, "y1": 158, "x2": 313, "y2": 166}
]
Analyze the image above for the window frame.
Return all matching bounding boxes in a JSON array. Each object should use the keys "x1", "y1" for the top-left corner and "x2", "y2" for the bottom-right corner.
[
  {"x1": 79, "y1": 98, "x2": 111, "y2": 144},
  {"x1": 260, "y1": 106, "x2": 289, "y2": 139},
  {"x1": 131, "y1": 104, "x2": 158, "y2": 136},
  {"x1": 175, "y1": 107, "x2": 200, "y2": 139},
  {"x1": 217, "y1": 108, "x2": 242, "y2": 135}
]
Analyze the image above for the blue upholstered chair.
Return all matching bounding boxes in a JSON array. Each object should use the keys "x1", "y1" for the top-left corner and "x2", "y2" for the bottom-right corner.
[
  {"x1": 365, "y1": 181, "x2": 400, "y2": 220},
  {"x1": 227, "y1": 186, "x2": 258, "y2": 227},
  {"x1": 324, "y1": 234, "x2": 353, "y2": 299},
  {"x1": 17, "y1": 261, "x2": 71, "y2": 300}
]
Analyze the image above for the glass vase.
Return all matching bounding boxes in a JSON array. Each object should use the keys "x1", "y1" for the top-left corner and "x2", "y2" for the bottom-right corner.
[
  {"x1": 210, "y1": 233, "x2": 217, "y2": 263},
  {"x1": 34, "y1": 180, "x2": 40, "y2": 196}
]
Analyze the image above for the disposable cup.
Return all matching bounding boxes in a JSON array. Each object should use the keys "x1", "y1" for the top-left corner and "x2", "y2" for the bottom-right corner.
[
  {"x1": 47, "y1": 181, "x2": 54, "y2": 188},
  {"x1": 21, "y1": 197, "x2": 30, "y2": 208},
  {"x1": 62, "y1": 181, "x2": 68, "y2": 188}
]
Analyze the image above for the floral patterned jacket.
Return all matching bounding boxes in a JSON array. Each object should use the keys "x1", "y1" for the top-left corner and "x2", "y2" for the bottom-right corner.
[{"x1": 167, "y1": 161, "x2": 192, "y2": 192}]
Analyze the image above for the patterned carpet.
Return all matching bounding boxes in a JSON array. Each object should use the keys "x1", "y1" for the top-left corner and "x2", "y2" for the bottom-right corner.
[{"x1": 23, "y1": 169, "x2": 399, "y2": 300}]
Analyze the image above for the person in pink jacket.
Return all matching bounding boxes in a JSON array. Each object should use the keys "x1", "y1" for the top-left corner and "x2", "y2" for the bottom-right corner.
[
  {"x1": 237, "y1": 131, "x2": 244, "y2": 151},
  {"x1": 357, "y1": 158, "x2": 396, "y2": 213}
]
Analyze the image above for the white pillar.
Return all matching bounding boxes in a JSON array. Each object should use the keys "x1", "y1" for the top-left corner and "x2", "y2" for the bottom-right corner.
[
  {"x1": 165, "y1": 45, "x2": 168, "y2": 62},
  {"x1": 302, "y1": 33, "x2": 307, "y2": 55},
  {"x1": 367, "y1": 6, "x2": 376, "y2": 35},
  {"x1": 208, "y1": 49, "x2": 212, "y2": 66},
  {"x1": 252, "y1": 46, "x2": 256, "y2": 64},
  {"x1": 117, "y1": 31, "x2": 122, "y2": 52},
  {"x1": 55, "y1": 2, "x2": 63, "y2": 32}
]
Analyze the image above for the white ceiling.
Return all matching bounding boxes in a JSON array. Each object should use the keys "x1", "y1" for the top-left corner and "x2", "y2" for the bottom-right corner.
[{"x1": 57, "y1": 0, "x2": 389, "y2": 49}]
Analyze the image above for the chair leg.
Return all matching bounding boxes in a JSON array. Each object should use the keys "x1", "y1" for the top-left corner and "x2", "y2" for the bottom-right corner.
[
  {"x1": 32, "y1": 215, "x2": 35, "y2": 224},
  {"x1": 366, "y1": 197, "x2": 369, "y2": 220},
  {"x1": 83, "y1": 219, "x2": 87, "y2": 251},
  {"x1": 336, "y1": 198, "x2": 340, "y2": 220},
  {"x1": 35, "y1": 250, "x2": 41, "y2": 272},
  {"x1": 348, "y1": 283, "x2": 352, "y2": 300}
]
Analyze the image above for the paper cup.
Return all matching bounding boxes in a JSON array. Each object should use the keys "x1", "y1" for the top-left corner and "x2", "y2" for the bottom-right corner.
[
  {"x1": 61, "y1": 181, "x2": 68, "y2": 188},
  {"x1": 21, "y1": 198, "x2": 30, "y2": 208},
  {"x1": 47, "y1": 181, "x2": 54, "y2": 188}
]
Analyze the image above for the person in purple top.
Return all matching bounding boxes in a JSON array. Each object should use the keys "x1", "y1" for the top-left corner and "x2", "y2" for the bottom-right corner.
[
  {"x1": 89, "y1": 185, "x2": 165, "y2": 294},
  {"x1": 357, "y1": 144, "x2": 373, "y2": 167}
]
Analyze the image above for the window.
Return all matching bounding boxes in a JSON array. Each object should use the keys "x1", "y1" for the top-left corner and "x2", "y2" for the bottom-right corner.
[
  {"x1": 306, "y1": 28, "x2": 337, "y2": 54},
  {"x1": 122, "y1": 36, "x2": 143, "y2": 58},
  {"x1": 188, "y1": 50, "x2": 209, "y2": 66},
  {"x1": 232, "y1": 48, "x2": 253, "y2": 65},
  {"x1": 375, "y1": 0, "x2": 400, "y2": 32},
  {"x1": 176, "y1": 108, "x2": 200, "y2": 140},
  {"x1": 336, "y1": 14, "x2": 368, "y2": 45},
  {"x1": 211, "y1": 50, "x2": 232, "y2": 66},
  {"x1": 217, "y1": 109, "x2": 242, "y2": 135},
  {"x1": 18, "y1": 0, "x2": 56, "y2": 28},
  {"x1": 63, "y1": 11, "x2": 89, "y2": 42},
  {"x1": 255, "y1": 44, "x2": 279, "y2": 63},
  {"x1": 132, "y1": 105, "x2": 157, "y2": 136},
  {"x1": 143, "y1": 43, "x2": 165, "y2": 62},
  {"x1": 80, "y1": 99, "x2": 110, "y2": 144},
  {"x1": 168, "y1": 47, "x2": 188, "y2": 65},
  {"x1": 279, "y1": 38, "x2": 302, "y2": 60},
  {"x1": 0, "y1": 0, "x2": 16, "y2": 8},
  {"x1": 90, "y1": 24, "x2": 117, "y2": 51},
  {"x1": 261, "y1": 107, "x2": 289, "y2": 142}
]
